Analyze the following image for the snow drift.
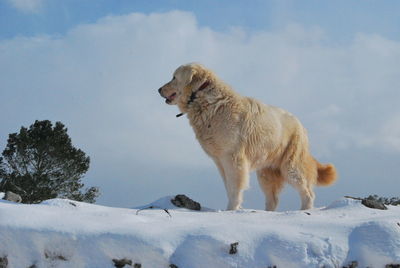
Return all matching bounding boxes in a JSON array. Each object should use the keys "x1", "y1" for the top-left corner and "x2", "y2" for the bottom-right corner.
[{"x1": 0, "y1": 195, "x2": 399, "y2": 268}]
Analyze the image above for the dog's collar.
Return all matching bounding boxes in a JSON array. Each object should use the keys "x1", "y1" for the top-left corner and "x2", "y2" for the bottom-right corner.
[{"x1": 176, "y1": 81, "x2": 210, "y2": 118}]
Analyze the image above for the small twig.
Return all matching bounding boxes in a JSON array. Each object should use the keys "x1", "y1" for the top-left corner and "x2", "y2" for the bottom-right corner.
[
  {"x1": 136, "y1": 206, "x2": 171, "y2": 217},
  {"x1": 344, "y1": 196, "x2": 363, "y2": 200}
]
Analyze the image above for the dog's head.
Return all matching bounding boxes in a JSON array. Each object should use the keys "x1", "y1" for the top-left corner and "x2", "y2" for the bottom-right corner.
[{"x1": 158, "y1": 63, "x2": 208, "y2": 106}]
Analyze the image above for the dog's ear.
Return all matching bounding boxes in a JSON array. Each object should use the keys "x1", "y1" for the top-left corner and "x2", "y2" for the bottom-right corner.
[
  {"x1": 175, "y1": 64, "x2": 206, "y2": 95},
  {"x1": 188, "y1": 69, "x2": 201, "y2": 87},
  {"x1": 184, "y1": 66, "x2": 204, "y2": 90},
  {"x1": 178, "y1": 66, "x2": 196, "y2": 86}
]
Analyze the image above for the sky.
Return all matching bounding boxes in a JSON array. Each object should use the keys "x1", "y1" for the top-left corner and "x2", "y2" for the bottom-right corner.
[{"x1": 1, "y1": 0, "x2": 400, "y2": 211}]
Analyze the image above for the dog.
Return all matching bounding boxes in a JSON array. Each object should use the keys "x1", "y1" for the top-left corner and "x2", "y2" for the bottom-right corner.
[{"x1": 158, "y1": 63, "x2": 337, "y2": 210}]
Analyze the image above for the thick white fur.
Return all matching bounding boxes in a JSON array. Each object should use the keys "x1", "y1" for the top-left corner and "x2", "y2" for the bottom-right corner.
[{"x1": 159, "y1": 63, "x2": 337, "y2": 210}]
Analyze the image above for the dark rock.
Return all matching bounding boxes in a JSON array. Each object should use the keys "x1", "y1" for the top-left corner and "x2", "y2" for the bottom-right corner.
[
  {"x1": 388, "y1": 197, "x2": 400, "y2": 206},
  {"x1": 133, "y1": 263, "x2": 142, "y2": 268},
  {"x1": 342, "y1": 261, "x2": 358, "y2": 268},
  {"x1": 112, "y1": 258, "x2": 132, "y2": 268},
  {"x1": 386, "y1": 264, "x2": 400, "y2": 268},
  {"x1": 4, "y1": 191, "x2": 22, "y2": 203},
  {"x1": 171, "y1": 194, "x2": 201, "y2": 211},
  {"x1": 44, "y1": 251, "x2": 67, "y2": 261},
  {"x1": 362, "y1": 198, "x2": 387, "y2": 210},
  {"x1": 365, "y1": 195, "x2": 400, "y2": 206},
  {"x1": 169, "y1": 264, "x2": 179, "y2": 268},
  {"x1": 229, "y1": 242, "x2": 239, "y2": 255},
  {"x1": 0, "y1": 256, "x2": 7, "y2": 268}
]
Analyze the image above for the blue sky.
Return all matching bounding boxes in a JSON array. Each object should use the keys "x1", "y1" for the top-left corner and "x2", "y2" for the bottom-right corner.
[
  {"x1": 2, "y1": 0, "x2": 400, "y2": 41},
  {"x1": 1, "y1": 0, "x2": 400, "y2": 210}
]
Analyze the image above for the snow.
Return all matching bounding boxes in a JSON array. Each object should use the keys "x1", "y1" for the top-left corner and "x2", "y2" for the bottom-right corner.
[{"x1": 0, "y1": 194, "x2": 399, "y2": 268}]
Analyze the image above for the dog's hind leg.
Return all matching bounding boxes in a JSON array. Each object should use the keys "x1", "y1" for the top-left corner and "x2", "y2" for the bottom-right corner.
[
  {"x1": 282, "y1": 166, "x2": 315, "y2": 210},
  {"x1": 256, "y1": 168, "x2": 285, "y2": 211},
  {"x1": 294, "y1": 179, "x2": 315, "y2": 210},
  {"x1": 219, "y1": 154, "x2": 250, "y2": 210}
]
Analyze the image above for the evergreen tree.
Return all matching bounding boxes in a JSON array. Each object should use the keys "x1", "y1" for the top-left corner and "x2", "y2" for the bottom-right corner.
[{"x1": 0, "y1": 120, "x2": 99, "y2": 203}]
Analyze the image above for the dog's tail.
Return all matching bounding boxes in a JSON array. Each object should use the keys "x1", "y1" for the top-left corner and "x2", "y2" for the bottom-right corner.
[{"x1": 315, "y1": 160, "x2": 337, "y2": 186}]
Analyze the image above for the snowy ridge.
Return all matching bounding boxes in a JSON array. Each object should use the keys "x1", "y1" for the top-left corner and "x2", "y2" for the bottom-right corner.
[{"x1": 0, "y1": 196, "x2": 399, "y2": 268}]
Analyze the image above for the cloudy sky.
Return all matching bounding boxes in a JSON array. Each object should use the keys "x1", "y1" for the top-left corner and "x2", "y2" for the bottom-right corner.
[{"x1": 1, "y1": 0, "x2": 400, "y2": 210}]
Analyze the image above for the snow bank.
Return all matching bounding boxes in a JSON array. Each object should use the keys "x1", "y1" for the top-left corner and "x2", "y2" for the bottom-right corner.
[{"x1": 0, "y1": 196, "x2": 399, "y2": 268}]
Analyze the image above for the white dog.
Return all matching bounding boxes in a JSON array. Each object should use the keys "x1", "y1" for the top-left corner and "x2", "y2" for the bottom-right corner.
[{"x1": 159, "y1": 63, "x2": 337, "y2": 210}]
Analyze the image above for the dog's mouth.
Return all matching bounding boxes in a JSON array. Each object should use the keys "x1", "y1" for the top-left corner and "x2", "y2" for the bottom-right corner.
[{"x1": 165, "y1": 92, "x2": 177, "y2": 104}]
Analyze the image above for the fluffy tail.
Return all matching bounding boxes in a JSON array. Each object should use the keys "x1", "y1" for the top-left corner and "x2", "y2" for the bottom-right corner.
[{"x1": 316, "y1": 160, "x2": 337, "y2": 186}]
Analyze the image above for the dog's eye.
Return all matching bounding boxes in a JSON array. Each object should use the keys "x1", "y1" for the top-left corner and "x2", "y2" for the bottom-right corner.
[{"x1": 173, "y1": 76, "x2": 176, "y2": 80}]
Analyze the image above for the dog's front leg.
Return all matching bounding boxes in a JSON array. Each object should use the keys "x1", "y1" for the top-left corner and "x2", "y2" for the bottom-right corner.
[
  {"x1": 213, "y1": 158, "x2": 228, "y2": 191},
  {"x1": 219, "y1": 155, "x2": 249, "y2": 210}
]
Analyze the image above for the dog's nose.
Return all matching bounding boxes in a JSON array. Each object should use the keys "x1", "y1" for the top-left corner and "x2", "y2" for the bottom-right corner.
[{"x1": 158, "y1": 87, "x2": 162, "y2": 94}]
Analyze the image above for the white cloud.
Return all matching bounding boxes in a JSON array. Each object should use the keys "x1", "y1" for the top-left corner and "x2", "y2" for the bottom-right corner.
[
  {"x1": 7, "y1": 0, "x2": 44, "y2": 13},
  {"x1": 1, "y1": 11, "x2": 400, "y2": 208},
  {"x1": 380, "y1": 115, "x2": 400, "y2": 151},
  {"x1": 1, "y1": 10, "x2": 400, "y2": 163}
]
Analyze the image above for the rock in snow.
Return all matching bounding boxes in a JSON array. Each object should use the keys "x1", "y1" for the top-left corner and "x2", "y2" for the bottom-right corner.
[
  {"x1": 0, "y1": 256, "x2": 8, "y2": 268},
  {"x1": 361, "y1": 198, "x2": 388, "y2": 210},
  {"x1": 2, "y1": 191, "x2": 22, "y2": 203},
  {"x1": 112, "y1": 258, "x2": 132, "y2": 268},
  {"x1": 171, "y1": 194, "x2": 201, "y2": 211},
  {"x1": 0, "y1": 196, "x2": 399, "y2": 268}
]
